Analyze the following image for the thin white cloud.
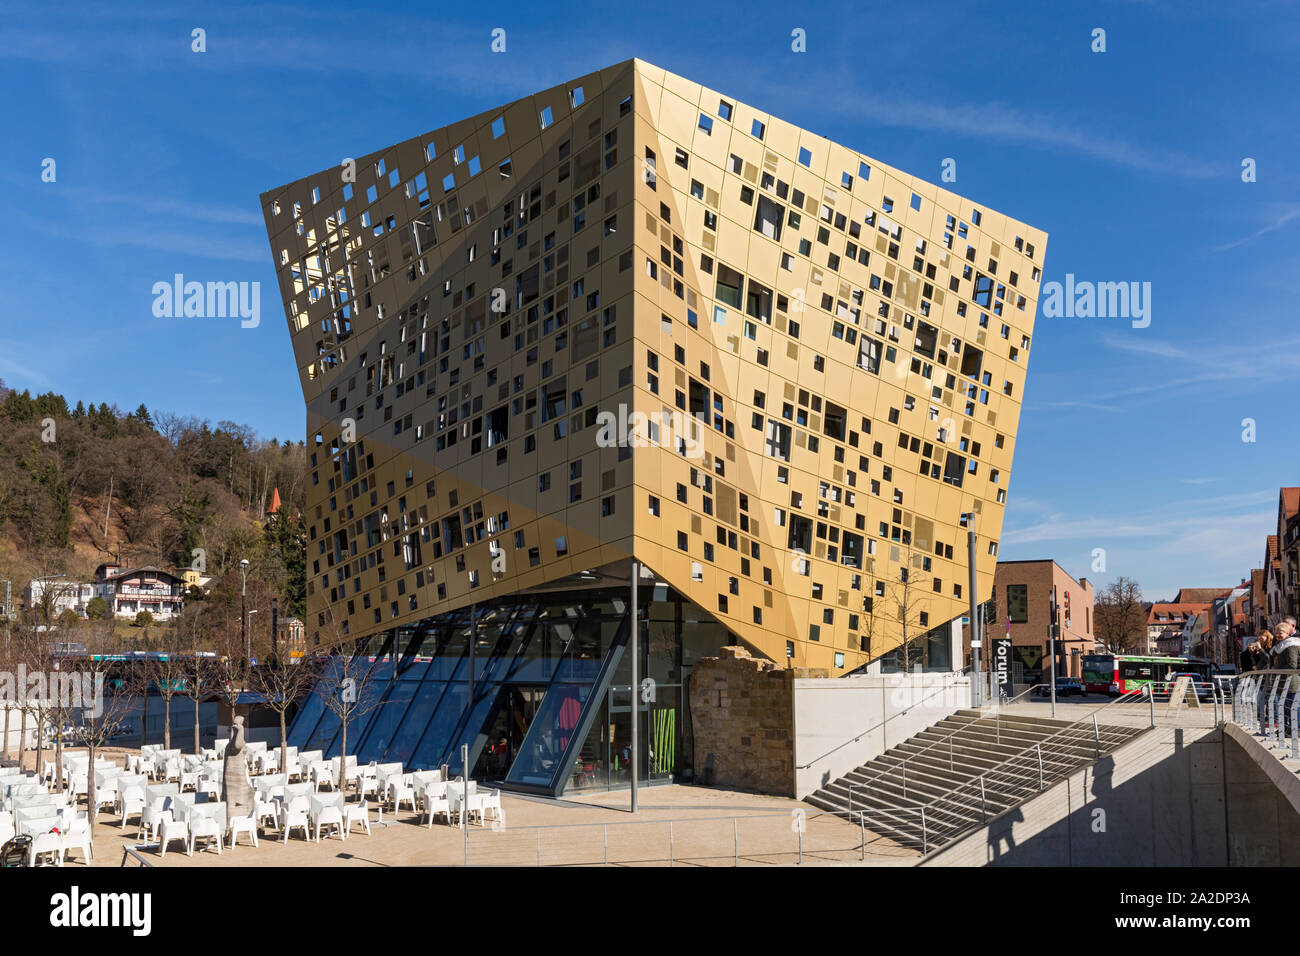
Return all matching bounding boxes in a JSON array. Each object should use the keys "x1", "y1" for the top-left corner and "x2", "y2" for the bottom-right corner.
[{"x1": 1217, "y1": 203, "x2": 1300, "y2": 251}]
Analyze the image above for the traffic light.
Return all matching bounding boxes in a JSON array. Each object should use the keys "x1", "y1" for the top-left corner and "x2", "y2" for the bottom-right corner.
[{"x1": 1064, "y1": 590, "x2": 1072, "y2": 629}]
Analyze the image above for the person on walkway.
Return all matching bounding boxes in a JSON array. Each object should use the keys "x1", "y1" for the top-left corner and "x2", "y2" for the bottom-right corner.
[
  {"x1": 1273, "y1": 618, "x2": 1300, "y2": 735},
  {"x1": 1255, "y1": 631, "x2": 1276, "y2": 728}
]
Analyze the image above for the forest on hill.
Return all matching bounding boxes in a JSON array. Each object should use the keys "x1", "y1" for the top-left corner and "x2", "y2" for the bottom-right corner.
[{"x1": 0, "y1": 381, "x2": 308, "y2": 621}]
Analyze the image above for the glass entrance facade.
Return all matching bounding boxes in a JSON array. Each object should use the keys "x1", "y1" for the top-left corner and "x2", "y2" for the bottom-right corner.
[{"x1": 286, "y1": 586, "x2": 733, "y2": 796}]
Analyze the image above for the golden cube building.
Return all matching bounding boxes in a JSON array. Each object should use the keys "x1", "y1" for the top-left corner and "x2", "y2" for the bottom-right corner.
[{"x1": 260, "y1": 59, "x2": 1046, "y2": 793}]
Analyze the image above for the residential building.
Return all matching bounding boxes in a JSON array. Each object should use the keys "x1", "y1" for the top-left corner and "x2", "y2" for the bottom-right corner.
[
  {"x1": 987, "y1": 560, "x2": 1093, "y2": 681},
  {"x1": 1265, "y1": 534, "x2": 1284, "y2": 625},
  {"x1": 1147, "y1": 603, "x2": 1204, "y2": 655},
  {"x1": 178, "y1": 568, "x2": 218, "y2": 594},
  {"x1": 23, "y1": 577, "x2": 97, "y2": 619},
  {"x1": 1248, "y1": 568, "x2": 1267, "y2": 636},
  {"x1": 93, "y1": 564, "x2": 186, "y2": 621},
  {"x1": 261, "y1": 59, "x2": 1046, "y2": 795},
  {"x1": 1278, "y1": 488, "x2": 1300, "y2": 620}
]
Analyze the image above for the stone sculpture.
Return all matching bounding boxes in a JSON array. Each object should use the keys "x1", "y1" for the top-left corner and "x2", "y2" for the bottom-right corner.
[{"x1": 222, "y1": 715, "x2": 254, "y2": 818}]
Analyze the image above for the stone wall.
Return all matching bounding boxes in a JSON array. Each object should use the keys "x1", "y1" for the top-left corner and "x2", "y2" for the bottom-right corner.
[{"x1": 689, "y1": 645, "x2": 825, "y2": 796}]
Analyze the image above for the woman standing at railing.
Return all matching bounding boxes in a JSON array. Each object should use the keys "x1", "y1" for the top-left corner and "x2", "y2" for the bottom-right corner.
[
  {"x1": 1273, "y1": 619, "x2": 1300, "y2": 735},
  {"x1": 1255, "y1": 631, "x2": 1276, "y2": 729}
]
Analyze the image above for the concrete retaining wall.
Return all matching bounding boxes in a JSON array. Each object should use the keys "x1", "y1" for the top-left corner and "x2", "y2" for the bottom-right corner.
[
  {"x1": 793, "y1": 672, "x2": 968, "y2": 798},
  {"x1": 924, "y1": 723, "x2": 1300, "y2": 866}
]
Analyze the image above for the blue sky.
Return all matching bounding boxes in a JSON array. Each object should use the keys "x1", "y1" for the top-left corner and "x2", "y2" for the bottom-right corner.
[{"x1": 1, "y1": 0, "x2": 1297, "y2": 601}]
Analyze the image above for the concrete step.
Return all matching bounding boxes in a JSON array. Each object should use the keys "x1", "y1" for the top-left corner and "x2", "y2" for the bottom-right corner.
[{"x1": 809, "y1": 708, "x2": 1155, "y2": 855}]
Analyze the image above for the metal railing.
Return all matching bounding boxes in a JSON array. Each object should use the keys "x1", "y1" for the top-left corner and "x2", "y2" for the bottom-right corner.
[
  {"x1": 121, "y1": 844, "x2": 154, "y2": 867},
  {"x1": 842, "y1": 686, "x2": 1092, "y2": 812},
  {"x1": 843, "y1": 705, "x2": 1030, "y2": 813},
  {"x1": 839, "y1": 688, "x2": 1152, "y2": 855},
  {"x1": 460, "y1": 808, "x2": 903, "y2": 866},
  {"x1": 908, "y1": 687, "x2": 1153, "y2": 854},
  {"x1": 1225, "y1": 669, "x2": 1300, "y2": 756}
]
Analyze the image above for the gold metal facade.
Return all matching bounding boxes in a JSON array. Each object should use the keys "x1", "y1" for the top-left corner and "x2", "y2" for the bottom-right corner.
[{"x1": 261, "y1": 59, "x2": 1046, "y2": 672}]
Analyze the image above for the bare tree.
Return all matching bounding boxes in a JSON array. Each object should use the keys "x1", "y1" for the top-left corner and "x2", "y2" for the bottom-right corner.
[
  {"x1": 1094, "y1": 577, "x2": 1147, "y2": 654},
  {"x1": 67, "y1": 620, "x2": 141, "y2": 822},
  {"x1": 888, "y1": 547, "x2": 930, "y2": 672},
  {"x1": 138, "y1": 623, "x2": 190, "y2": 751},
  {"x1": 249, "y1": 649, "x2": 321, "y2": 780},
  {"x1": 175, "y1": 604, "x2": 217, "y2": 755},
  {"x1": 313, "y1": 608, "x2": 381, "y2": 790}
]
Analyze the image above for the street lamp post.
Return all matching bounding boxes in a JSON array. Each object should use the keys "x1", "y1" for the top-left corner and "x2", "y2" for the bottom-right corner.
[
  {"x1": 247, "y1": 609, "x2": 259, "y2": 664},
  {"x1": 239, "y1": 559, "x2": 249, "y2": 669}
]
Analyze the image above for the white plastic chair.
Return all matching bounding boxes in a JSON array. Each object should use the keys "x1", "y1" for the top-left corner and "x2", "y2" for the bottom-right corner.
[
  {"x1": 41, "y1": 760, "x2": 57, "y2": 786},
  {"x1": 280, "y1": 795, "x2": 311, "y2": 843},
  {"x1": 117, "y1": 785, "x2": 146, "y2": 830},
  {"x1": 69, "y1": 772, "x2": 88, "y2": 805},
  {"x1": 254, "y1": 797, "x2": 279, "y2": 832},
  {"x1": 478, "y1": 789, "x2": 505, "y2": 829},
  {"x1": 389, "y1": 777, "x2": 417, "y2": 814},
  {"x1": 138, "y1": 803, "x2": 171, "y2": 842},
  {"x1": 157, "y1": 814, "x2": 187, "y2": 858},
  {"x1": 228, "y1": 812, "x2": 258, "y2": 848},
  {"x1": 60, "y1": 817, "x2": 93, "y2": 865},
  {"x1": 311, "y1": 761, "x2": 334, "y2": 792},
  {"x1": 315, "y1": 804, "x2": 344, "y2": 842},
  {"x1": 343, "y1": 799, "x2": 370, "y2": 836},
  {"x1": 29, "y1": 830, "x2": 63, "y2": 867},
  {"x1": 422, "y1": 784, "x2": 451, "y2": 828},
  {"x1": 187, "y1": 815, "x2": 223, "y2": 856}
]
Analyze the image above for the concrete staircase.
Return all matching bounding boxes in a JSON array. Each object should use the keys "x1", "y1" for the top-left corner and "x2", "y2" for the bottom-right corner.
[{"x1": 807, "y1": 708, "x2": 1149, "y2": 854}]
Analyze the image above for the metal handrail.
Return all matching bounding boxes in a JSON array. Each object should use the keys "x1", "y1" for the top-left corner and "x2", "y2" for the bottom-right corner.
[
  {"x1": 910, "y1": 688, "x2": 1151, "y2": 852},
  {"x1": 990, "y1": 683, "x2": 1048, "y2": 708},
  {"x1": 844, "y1": 707, "x2": 1017, "y2": 812},
  {"x1": 120, "y1": 844, "x2": 154, "y2": 867},
  {"x1": 844, "y1": 694, "x2": 1106, "y2": 814}
]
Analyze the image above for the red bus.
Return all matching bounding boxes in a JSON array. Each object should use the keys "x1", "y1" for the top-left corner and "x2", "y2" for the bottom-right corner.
[{"x1": 1081, "y1": 654, "x2": 1213, "y2": 695}]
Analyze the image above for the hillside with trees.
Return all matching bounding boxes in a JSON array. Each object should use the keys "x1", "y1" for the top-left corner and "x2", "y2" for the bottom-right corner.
[{"x1": 0, "y1": 380, "x2": 307, "y2": 627}]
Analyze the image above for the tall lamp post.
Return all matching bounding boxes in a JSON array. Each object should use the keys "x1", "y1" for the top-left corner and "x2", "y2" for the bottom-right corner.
[
  {"x1": 247, "y1": 609, "x2": 259, "y2": 664},
  {"x1": 239, "y1": 559, "x2": 250, "y2": 669}
]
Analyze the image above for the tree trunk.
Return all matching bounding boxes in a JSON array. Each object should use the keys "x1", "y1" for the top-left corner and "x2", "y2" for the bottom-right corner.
[
  {"x1": 25, "y1": 709, "x2": 34, "y2": 774},
  {"x1": 280, "y1": 711, "x2": 287, "y2": 784},
  {"x1": 87, "y1": 740, "x2": 97, "y2": 823},
  {"x1": 338, "y1": 717, "x2": 347, "y2": 792},
  {"x1": 163, "y1": 694, "x2": 171, "y2": 750},
  {"x1": 55, "y1": 726, "x2": 64, "y2": 794},
  {"x1": 2, "y1": 701, "x2": 10, "y2": 762},
  {"x1": 193, "y1": 694, "x2": 201, "y2": 755},
  {"x1": 140, "y1": 691, "x2": 148, "y2": 749}
]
